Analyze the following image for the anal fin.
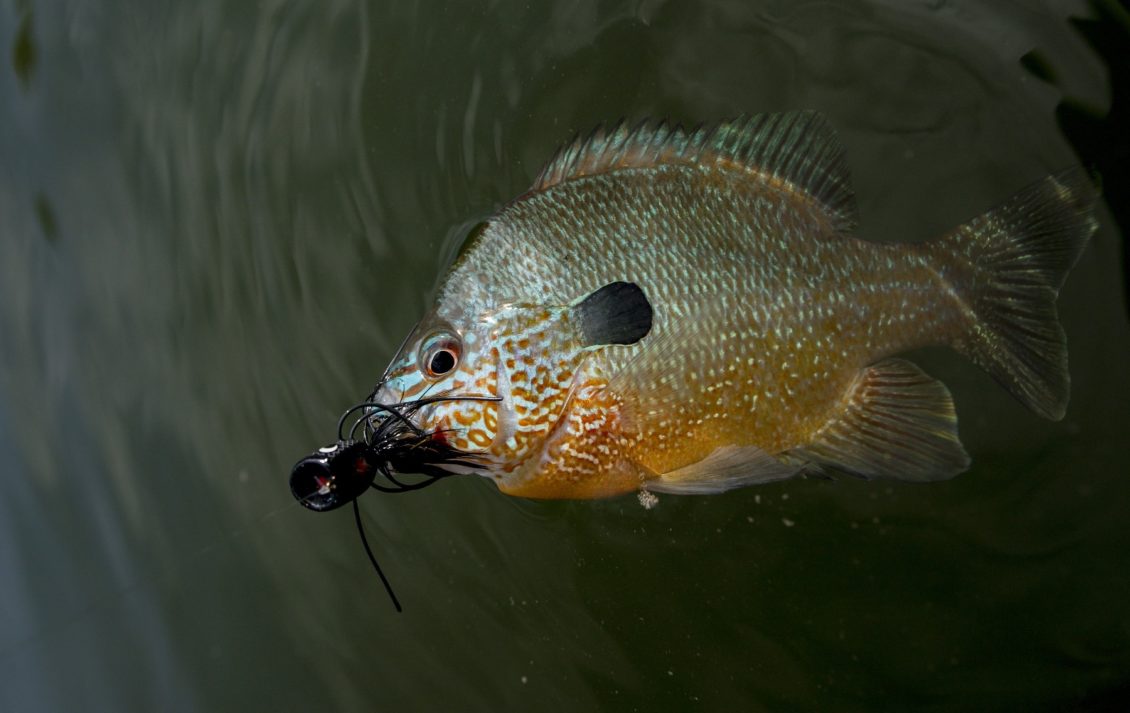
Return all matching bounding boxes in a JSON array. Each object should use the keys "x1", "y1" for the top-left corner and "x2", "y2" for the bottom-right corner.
[
  {"x1": 793, "y1": 358, "x2": 970, "y2": 482},
  {"x1": 648, "y1": 445, "x2": 800, "y2": 495}
]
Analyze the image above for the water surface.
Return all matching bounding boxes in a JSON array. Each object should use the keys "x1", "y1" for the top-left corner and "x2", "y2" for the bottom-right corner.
[{"x1": 1, "y1": 1, "x2": 1127, "y2": 711}]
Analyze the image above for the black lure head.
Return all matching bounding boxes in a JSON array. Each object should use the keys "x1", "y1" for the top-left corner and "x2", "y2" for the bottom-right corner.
[
  {"x1": 289, "y1": 436, "x2": 403, "y2": 612},
  {"x1": 289, "y1": 395, "x2": 500, "y2": 613},
  {"x1": 290, "y1": 441, "x2": 377, "y2": 512}
]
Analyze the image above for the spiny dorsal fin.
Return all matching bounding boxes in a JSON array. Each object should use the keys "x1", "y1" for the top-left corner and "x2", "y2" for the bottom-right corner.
[
  {"x1": 572, "y1": 281, "x2": 653, "y2": 347},
  {"x1": 792, "y1": 358, "x2": 971, "y2": 482},
  {"x1": 532, "y1": 111, "x2": 858, "y2": 232}
]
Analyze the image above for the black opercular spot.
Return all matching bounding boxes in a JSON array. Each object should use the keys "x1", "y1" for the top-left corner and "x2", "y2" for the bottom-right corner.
[{"x1": 575, "y1": 281, "x2": 653, "y2": 346}]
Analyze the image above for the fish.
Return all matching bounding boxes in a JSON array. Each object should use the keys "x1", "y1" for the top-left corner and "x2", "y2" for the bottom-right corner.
[{"x1": 341, "y1": 111, "x2": 1099, "y2": 501}]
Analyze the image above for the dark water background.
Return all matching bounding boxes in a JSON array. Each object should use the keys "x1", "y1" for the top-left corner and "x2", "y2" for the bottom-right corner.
[{"x1": 2, "y1": 1, "x2": 1128, "y2": 711}]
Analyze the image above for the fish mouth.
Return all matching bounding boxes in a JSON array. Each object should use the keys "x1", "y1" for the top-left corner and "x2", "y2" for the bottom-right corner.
[
  {"x1": 289, "y1": 394, "x2": 502, "y2": 512},
  {"x1": 291, "y1": 395, "x2": 503, "y2": 512},
  {"x1": 361, "y1": 395, "x2": 485, "y2": 479}
]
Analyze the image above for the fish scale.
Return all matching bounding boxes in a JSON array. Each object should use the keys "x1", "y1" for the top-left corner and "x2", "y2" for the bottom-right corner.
[
  {"x1": 448, "y1": 168, "x2": 941, "y2": 470},
  {"x1": 370, "y1": 111, "x2": 1097, "y2": 499}
]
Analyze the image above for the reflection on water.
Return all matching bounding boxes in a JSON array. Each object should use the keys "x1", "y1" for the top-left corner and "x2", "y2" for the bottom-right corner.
[{"x1": 1, "y1": 1, "x2": 1127, "y2": 711}]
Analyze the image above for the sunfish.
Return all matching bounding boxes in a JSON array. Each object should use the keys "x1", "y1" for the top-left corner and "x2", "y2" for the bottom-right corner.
[{"x1": 312, "y1": 111, "x2": 1099, "y2": 502}]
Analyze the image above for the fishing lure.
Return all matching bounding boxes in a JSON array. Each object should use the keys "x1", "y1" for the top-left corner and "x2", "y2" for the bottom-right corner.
[{"x1": 290, "y1": 396, "x2": 499, "y2": 610}]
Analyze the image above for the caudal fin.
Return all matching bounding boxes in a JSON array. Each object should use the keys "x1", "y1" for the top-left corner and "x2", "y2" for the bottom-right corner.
[{"x1": 935, "y1": 168, "x2": 1099, "y2": 420}]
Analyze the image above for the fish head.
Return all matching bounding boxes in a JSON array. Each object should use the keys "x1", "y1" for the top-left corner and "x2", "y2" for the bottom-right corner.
[
  {"x1": 369, "y1": 282, "x2": 653, "y2": 477},
  {"x1": 370, "y1": 304, "x2": 588, "y2": 469}
]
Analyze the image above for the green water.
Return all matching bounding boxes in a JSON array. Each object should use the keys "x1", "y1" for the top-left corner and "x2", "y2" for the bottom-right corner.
[{"x1": 1, "y1": 1, "x2": 1128, "y2": 711}]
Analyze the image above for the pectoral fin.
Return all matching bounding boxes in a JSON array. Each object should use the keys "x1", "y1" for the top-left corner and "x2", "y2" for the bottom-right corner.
[
  {"x1": 793, "y1": 358, "x2": 970, "y2": 482},
  {"x1": 647, "y1": 445, "x2": 801, "y2": 494}
]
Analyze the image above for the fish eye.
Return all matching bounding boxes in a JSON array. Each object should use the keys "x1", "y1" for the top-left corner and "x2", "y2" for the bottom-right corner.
[
  {"x1": 420, "y1": 333, "x2": 462, "y2": 378},
  {"x1": 429, "y1": 349, "x2": 456, "y2": 375}
]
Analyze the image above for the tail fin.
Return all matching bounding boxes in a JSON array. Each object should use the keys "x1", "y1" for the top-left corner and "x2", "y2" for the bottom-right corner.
[{"x1": 935, "y1": 168, "x2": 1099, "y2": 420}]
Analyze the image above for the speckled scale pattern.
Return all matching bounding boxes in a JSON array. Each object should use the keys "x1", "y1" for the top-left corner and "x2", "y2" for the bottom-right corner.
[
  {"x1": 376, "y1": 303, "x2": 597, "y2": 477},
  {"x1": 437, "y1": 161, "x2": 964, "y2": 495}
]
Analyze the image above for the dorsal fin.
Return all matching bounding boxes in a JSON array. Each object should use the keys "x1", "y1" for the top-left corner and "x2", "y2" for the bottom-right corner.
[{"x1": 532, "y1": 111, "x2": 858, "y2": 232}]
